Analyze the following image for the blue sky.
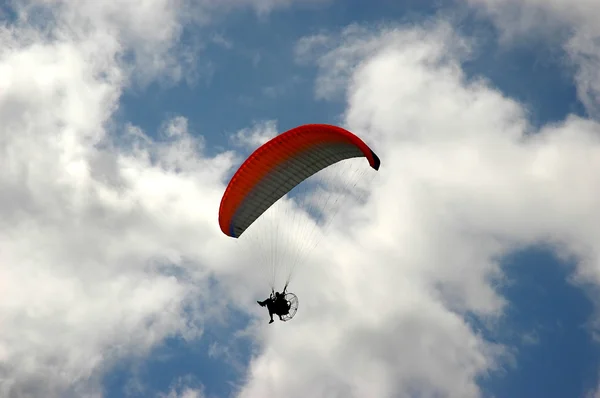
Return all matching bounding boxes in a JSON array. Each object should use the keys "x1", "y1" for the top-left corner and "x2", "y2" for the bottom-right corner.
[
  {"x1": 3, "y1": 0, "x2": 600, "y2": 397},
  {"x1": 110, "y1": 2, "x2": 594, "y2": 398}
]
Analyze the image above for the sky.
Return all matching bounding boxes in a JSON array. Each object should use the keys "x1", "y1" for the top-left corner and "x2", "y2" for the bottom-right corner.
[{"x1": 2, "y1": 0, "x2": 600, "y2": 397}]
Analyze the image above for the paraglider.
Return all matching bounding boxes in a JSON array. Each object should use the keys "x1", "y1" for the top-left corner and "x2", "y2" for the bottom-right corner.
[{"x1": 218, "y1": 123, "x2": 380, "y2": 323}]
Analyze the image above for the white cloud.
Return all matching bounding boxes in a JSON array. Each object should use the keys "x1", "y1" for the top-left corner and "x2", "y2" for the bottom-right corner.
[
  {"x1": 159, "y1": 377, "x2": 206, "y2": 398},
  {"x1": 587, "y1": 377, "x2": 600, "y2": 398},
  {"x1": 295, "y1": 23, "x2": 473, "y2": 101},
  {"x1": 231, "y1": 120, "x2": 278, "y2": 149},
  {"x1": 8, "y1": 0, "x2": 195, "y2": 87},
  {"x1": 206, "y1": 0, "x2": 333, "y2": 16},
  {"x1": 211, "y1": 33, "x2": 233, "y2": 49},
  {"x1": 463, "y1": 0, "x2": 600, "y2": 118},
  {"x1": 0, "y1": 103, "x2": 234, "y2": 394},
  {"x1": 0, "y1": 1, "x2": 244, "y2": 396}
]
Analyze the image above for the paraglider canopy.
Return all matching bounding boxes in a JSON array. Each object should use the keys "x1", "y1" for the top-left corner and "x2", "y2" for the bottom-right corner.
[{"x1": 218, "y1": 124, "x2": 380, "y2": 239}]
